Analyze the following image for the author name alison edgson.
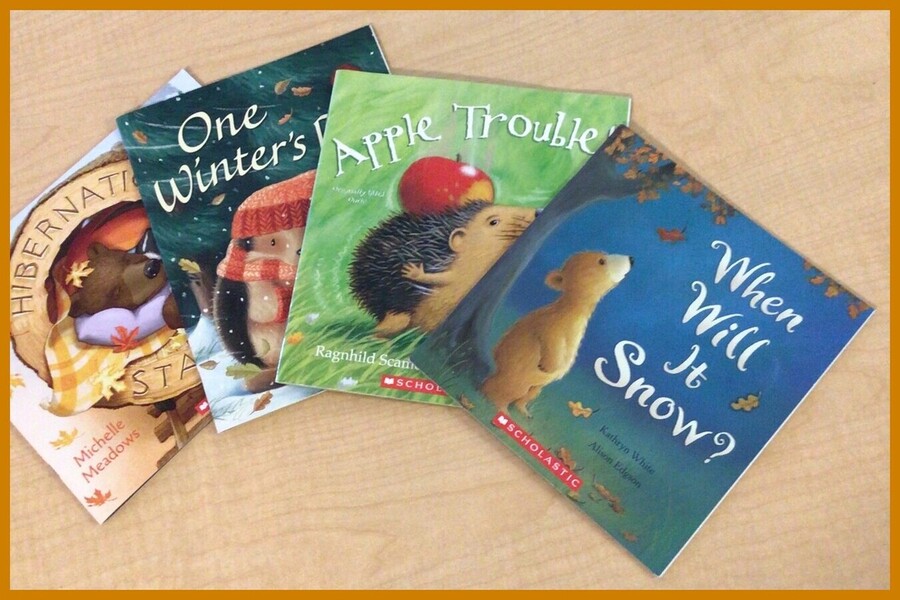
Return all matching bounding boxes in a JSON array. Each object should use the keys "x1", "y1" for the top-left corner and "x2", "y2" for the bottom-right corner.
[{"x1": 314, "y1": 344, "x2": 416, "y2": 369}]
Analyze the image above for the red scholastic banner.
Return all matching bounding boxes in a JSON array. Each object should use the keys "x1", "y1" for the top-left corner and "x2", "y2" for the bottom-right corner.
[
  {"x1": 492, "y1": 412, "x2": 582, "y2": 491},
  {"x1": 379, "y1": 374, "x2": 446, "y2": 396}
]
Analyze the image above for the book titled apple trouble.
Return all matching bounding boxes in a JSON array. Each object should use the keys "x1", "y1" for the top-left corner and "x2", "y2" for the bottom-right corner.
[
  {"x1": 116, "y1": 27, "x2": 389, "y2": 431},
  {"x1": 410, "y1": 126, "x2": 874, "y2": 574},
  {"x1": 276, "y1": 71, "x2": 631, "y2": 405}
]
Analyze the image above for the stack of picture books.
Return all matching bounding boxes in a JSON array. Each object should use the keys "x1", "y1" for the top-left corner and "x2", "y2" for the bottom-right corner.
[{"x1": 9, "y1": 25, "x2": 874, "y2": 575}]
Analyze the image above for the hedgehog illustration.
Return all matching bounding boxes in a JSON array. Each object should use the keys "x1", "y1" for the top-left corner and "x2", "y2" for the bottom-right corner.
[{"x1": 349, "y1": 200, "x2": 537, "y2": 337}]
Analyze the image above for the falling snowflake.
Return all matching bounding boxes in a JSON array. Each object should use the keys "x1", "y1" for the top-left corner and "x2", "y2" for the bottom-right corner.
[{"x1": 305, "y1": 313, "x2": 320, "y2": 324}]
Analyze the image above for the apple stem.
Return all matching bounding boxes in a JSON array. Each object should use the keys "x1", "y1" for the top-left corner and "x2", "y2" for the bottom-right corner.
[{"x1": 456, "y1": 153, "x2": 461, "y2": 163}]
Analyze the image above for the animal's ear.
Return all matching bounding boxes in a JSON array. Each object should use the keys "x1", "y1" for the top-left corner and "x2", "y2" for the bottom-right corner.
[
  {"x1": 545, "y1": 270, "x2": 564, "y2": 291},
  {"x1": 87, "y1": 242, "x2": 107, "y2": 260},
  {"x1": 449, "y1": 228, "x2": 467, "y2": 252}
]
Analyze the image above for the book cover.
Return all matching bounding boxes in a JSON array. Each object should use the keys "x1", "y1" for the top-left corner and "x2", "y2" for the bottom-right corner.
[
  {"x1": 115, "y1": 27, "x2": 389, "y2": 431},
  {"x1": 276, "y1": 71, "x2": 631, "y2": 405},
  {"x1": 410, "y1": 126, "x2": 874, "y2": 574},
  {"x1": 9, "y1": 71, "x2": 210, "y2": 523}
]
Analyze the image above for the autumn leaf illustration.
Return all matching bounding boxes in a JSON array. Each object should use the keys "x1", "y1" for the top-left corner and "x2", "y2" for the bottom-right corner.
[
  {"x1": 178, "y1": 258, "x2": 201, "y2": 274},
  {"x1": 210, "y1": 193, "x2": 226, "y2": 206},
  {"x1": 10, "y1": 373, "x2": 25, "y2": 398},
  {"x1": 65, "y1": 260, "x2": 94, "y2": 288},
  {"x1": 84, "y1": 489, "x2": 114, "y2": 507},
  {"x1": 657, "y1": 227, "x2": 686, "y2": 243},
  {"x1": 278, "y1": 110, "x2": 293, "y2": 125},
  {"x1": 253, "y1": 391, "x2": 273, "y2": 412},
  {"x1": 50, "y1": 429, "x2": 79, "y2": 449},
  {"x1": 132, "y1": 130, "x2": 149, "y2": 144},
  {"x1": 91, "y1": 367, "x2": 126, "y2": 401},
  {"x1": 556, "y1": 447, "x2": 577, "y2": 471},
  {"x1": 848, "y1": 301, "x2": 869, "y2": 319},
  {"x1": 199, "y1": 360, "x2": 218, "y2": 370},
  {"x1": 636, "y1": 189, "x2": 659, "y2": 203},
  {"x1": 291, "y1": 85, "x2": 313, "y2": 97},
  {"x1": 274, "y1": 78, "x2": 291, "y2": 95},
  {"x1": 623, "y1": 167, "x2": 639, "y2": 179},
  {"x1": 623, "y1": 531, "x2": 638, "y2": 542},
  {"x1": 286, "y1": 332, "x2": 304, "y2": 345},
  {"x1": 567, "y1": 401, "x2": 593, "y2": 418},
  {"x1": 825, "y1": 283, "x2": 841, "y2": 298},
  {"x1": 731, "y1": 392, "x2": 760, "y2": 412},
  {"x1": 110, "y1": 326, "x2": 140, "y2": 353},
  {"x1": 809, "y1": 275, "x2": 826, "y2": 285},
  {"x1": 680, "y1": 179, "x2": 704, "y2": 195},
  {"x1": 458, "y1": 395, "x2": 475, "y2": 410},
  {"x1": 225, "y1": 362, "x2": 262, "y2": 380}
]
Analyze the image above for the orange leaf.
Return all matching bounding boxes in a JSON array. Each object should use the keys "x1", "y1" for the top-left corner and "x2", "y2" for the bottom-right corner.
[
  {"x1": 110, "y1": 326, "x2": 140, "y2": 353},
  {"x1": 636, "y1": 189, "x2": 659, "y2": 203},
  {"x1": 274, "y1": 79, "x2": 291, "y2": 95},
  {"x1": 253, "y1": 391, "x2": 273, "y2": 412},
  {"x1": 132, "y1": 130, "x2": 149, "y2": 144},
  {"x1": 458, "y1": 394, "x2": 474, "y2": 410},
  {"x1": 556, "y1": 447, "x2": 576, "y2": 470},
  {"x1": 657, "y1": 227, "x2": 686, "y2": 242},
  {"x1": 291, "y1": 86, "x2": 313, "y2": 97},
  {"x1": 278, "y1": 110, "x2": 293, "y2": 125},
  {"x1": 680, "y1": 179, "x2": 704, "y2": 195},
  {"x1": 84, "y1": 488, "x2": 113, "y2": 507}
]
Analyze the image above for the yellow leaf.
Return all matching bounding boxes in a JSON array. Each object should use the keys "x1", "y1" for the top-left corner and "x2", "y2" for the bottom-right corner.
[
  {"x1": 178, "y1": 258, "x2": 201, "y2": 274},
  {"x1": 10, "y1": 374, "x2": 24, "y2": 388},
  {"x1": 274, "y1": 79, "x2": 291, "y2": 95},
  {"x1": 65, "y1": 260, "x2": 94, "y2": 288},
  {"x1": 286, "y1": 332, "x2": 304, "y2": 345},
  {"x1": 567, "y1": 401, "x2": 593, "y2": 418},
  {"x1": 50, "y1": 429, "x2": 79, "y2": 449},
  {"x1": 730, "y1": 392, "x2": 760, "y2": 412}
]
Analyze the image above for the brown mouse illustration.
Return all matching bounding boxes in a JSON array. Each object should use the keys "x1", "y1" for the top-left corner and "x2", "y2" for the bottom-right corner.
[{"x1": 481, "y1": 251, "x2": 633, "y2": 416}]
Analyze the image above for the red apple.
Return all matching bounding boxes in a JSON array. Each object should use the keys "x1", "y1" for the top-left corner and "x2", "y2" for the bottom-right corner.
[{"x1": 398, "y1": 156, "x2": 494, "y2": 216}]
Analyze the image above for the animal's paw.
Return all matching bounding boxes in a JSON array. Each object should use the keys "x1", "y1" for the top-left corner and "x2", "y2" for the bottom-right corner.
[{"x1": 401, "y1": 262, "x2": 426, "y2": 281}]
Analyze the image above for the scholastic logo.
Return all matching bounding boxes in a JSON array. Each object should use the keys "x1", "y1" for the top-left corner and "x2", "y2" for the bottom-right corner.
[
  {"x1": 492, "y1": 412, "x2": 582, "y2": 491},
  {"x1": 380, "y1": 374, "x2": 446, "y2": 396},
  {"x1": 195, "y1": 398, "x2": 210, "y2": 416}
]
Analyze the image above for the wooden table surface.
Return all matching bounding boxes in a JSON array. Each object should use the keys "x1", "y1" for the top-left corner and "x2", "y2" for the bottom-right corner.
[{"x1": 9, "y1": 11, "x2": 890, "y2": 589}]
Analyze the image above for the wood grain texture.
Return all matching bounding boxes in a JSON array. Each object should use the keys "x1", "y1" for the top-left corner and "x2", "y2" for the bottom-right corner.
[{"x1": 9, "y1": 10, "x2": 889, "y2": 589}]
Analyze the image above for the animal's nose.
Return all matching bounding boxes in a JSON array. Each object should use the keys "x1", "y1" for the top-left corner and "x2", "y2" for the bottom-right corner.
[
  {"x1": 144, "y1": 258, "x2": 162, "y2": 279},
  {"x1": 629, "y1": 256, "x2": 635, "y2": 266}
]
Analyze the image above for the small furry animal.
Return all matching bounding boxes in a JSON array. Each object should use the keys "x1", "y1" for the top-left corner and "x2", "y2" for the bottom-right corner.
[
  {"x1": 481, "y1": 251, "x2": 633, "y2": 416},
  {"x1": 69, "y1": 242, "x2": 181, "y2": 329},
  {"x1": 213, "y1": 171, "x2": 313, "y2": 392},
  {"x1": 349, "y1": 201, "x2": 537, "y2": 337}
]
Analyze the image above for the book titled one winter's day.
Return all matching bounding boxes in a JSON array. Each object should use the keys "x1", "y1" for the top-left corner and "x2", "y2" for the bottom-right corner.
[
  {"x1": 9, "y1": 71, "x2": 211, "y2": 523},
  {"x1": 276, "y1": 71, "x2": 631, "y2": 405},
  {"x1": 116, "y1": 27, "x2": 389, "y2": 430},
  {"x1": 411, "y1": 126, "x2": 874, "y2": 574}
]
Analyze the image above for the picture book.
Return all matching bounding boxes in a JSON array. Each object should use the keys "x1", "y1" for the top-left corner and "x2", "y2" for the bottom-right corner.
[
  {"x1": 116, "y1": 27, "x2": 389, "y2": 430},
  {"x1": 10, "y1": 71, "x2": 210, "y2": 523},
  {"x1": 276, "y1": 71, "x2": 631, "y2": 405},
  {"x1": 411, "y1": 126, "x2": 874, "y2": 574}
]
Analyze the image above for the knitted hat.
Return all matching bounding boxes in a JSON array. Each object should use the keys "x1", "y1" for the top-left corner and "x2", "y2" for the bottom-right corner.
[{"x1": 232, "y1": 169, "x2": 315, "y2": 239}]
